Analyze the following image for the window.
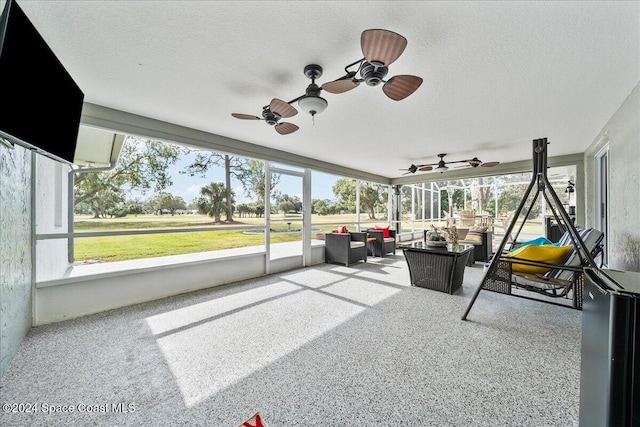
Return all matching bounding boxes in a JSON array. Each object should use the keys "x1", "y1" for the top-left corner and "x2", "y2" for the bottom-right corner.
[{"x1": 595, "y1": 146, "x2": 609, "y2": 266}]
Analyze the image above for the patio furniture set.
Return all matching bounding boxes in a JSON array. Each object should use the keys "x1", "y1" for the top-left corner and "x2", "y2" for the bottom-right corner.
[
  {"x1": 324, "y1": 227, "x2": 396, "y2": 267},
  {"x1": 326, "y1": 141, "x2": 605, "y2": 310},
  {"x1": 324, "y1": 226, "x2": 480, "y2": 295}
]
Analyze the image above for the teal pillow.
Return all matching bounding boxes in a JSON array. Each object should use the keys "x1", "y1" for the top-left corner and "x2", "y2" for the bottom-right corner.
[{"x1": 511, "y1": 237, "x2": 553, "y2": 251}]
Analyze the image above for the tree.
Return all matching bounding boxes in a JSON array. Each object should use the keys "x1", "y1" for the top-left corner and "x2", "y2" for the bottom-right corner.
[
  {"x1": 127, "y1": 203, "x2": 144, "y2": 216},
  {"x1": 183, "y1": 154, "x2": 280, "y2": 221},
  {"x1": 312, "y1": 199, "x2": 333, "y2": 216},
  {"x1": 292, "y1": 195, "x2": 302, "y2": 213},
  {"x1": 108, "y1": 205, "x2": 129, "y2": 218},
  {"x1": 252, "y1": 203, "x2": 265, "y2": 218},
  {"x1": 476, "y1": 177, "x2": 493, "y2": 212},
  {"x1": 76, "y1": 173, "x2": 126, "y2": 218},
  {"x1": 332, "y1": 179, "x2": 387, "y2": 219},
  {"x1": 360, "y1": 183, "x2": 387, "y2": 220},
  {"x1": 278, "y1": 200, "x2": 295, "y2": 216},
  {"x1": 74, "y1": 138, "x2": 182, "y2": 217},
  {"x1": 498, "y1": 183, "x2": 539, "y2": 217},
  {"x1": 401, "y1": 186, "x2": 412, "y2": 219},
  {"x1": 241, "y1": 159, "x2": 279, "y2": 203},
  {"x1": 154, "y1": 193, "x2": 187, "y2": 215},
  {"x1": 439, "y1": 186, "x2": 465, "y2": 215},
  {"x1": 332, "y1": 179, "x2": 357, "y2": 212},
  {"x1": 183, "y1": 153, "x2": 250, "y2": 222},
  {"x1": 274, "y1": 193, "x2": 302, "y2": 214},
  {"x1": 197, "y1": 182, "x2": 232, "y2": 222}
]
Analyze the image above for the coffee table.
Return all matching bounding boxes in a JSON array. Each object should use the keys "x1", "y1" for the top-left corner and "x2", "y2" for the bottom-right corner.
[{"x1": 401, "y1": 242, "x2": 473, "y2": 294}]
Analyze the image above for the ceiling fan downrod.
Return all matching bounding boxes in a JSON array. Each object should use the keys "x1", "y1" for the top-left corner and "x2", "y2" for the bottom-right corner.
[{"x1": 297, "y1": 64, "x2": 328, "y2": 122}]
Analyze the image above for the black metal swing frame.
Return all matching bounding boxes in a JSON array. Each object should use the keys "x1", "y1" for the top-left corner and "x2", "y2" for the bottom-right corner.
[{"x1": 462, "y1": 138, "x2": 601, "y2": 320}]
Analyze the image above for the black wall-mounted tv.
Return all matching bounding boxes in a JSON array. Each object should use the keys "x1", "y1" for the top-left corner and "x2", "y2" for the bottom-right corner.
[{"x1": 0, "y1": 0, "x2": 84, "y2": 164}]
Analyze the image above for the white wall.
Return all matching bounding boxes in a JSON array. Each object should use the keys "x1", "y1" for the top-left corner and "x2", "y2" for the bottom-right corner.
[
  {"x1": 35, "y1": 156, "x2": 70, "y2": 282},
  {"x1": 584, "y1": 81, "x2": 640, "y2": 272},
  {"x1": 35, "y1": 245, "x2": 326, "y2": 325},
  {"x1": 36, "y1": 254, "x2": 266, "y2": 324},
  {"x1": 0, "y1": 145, "x2": 32, "y2": 379}
]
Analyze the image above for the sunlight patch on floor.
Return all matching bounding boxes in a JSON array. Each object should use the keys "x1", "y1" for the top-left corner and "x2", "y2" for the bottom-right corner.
[
  {"x1": 154, "y1": 289, "x2": 366, "y2": 407},
  {"x1": 322, "y1": 280, "x2": 401, "y2": 306},
  {"x1": 279, "y1": 269, "x2": 348, "y2": 288},
  {"x1": 145, "y1": 281, "x2": 301, "y2": 335}
]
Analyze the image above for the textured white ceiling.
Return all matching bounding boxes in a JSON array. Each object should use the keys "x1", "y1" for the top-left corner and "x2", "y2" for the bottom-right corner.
[{"x1": 19, "y1": 1, "x2": 640, "y2": 178}]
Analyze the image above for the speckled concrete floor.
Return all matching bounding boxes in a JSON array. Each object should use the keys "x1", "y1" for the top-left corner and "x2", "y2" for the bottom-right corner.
[{"x1": 0, "y1": 256, "x2": 581, "y2": 426}]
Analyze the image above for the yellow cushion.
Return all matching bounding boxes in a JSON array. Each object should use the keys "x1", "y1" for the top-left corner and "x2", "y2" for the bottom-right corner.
[{"x1": 505, "y1": 244, "x2": 573, "y2": 274}]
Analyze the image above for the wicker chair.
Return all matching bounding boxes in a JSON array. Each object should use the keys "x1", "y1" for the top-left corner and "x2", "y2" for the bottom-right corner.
[
  {"x1": 459, "y1": 229, "x2": 493, "y2": 264},
  {"x1": 325, "y1": 231, "x2": 367, "y2": 266},
  {"x1": 366, "y1": 229, "x2": 396, "y2": 257},
  {"x1": 421, "y1": 228, "x2": 492, "y2": 265}
]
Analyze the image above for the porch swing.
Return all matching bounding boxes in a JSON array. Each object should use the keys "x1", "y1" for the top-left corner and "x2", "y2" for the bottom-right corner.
[{"x1": 462, "y1": 138, "x2": 604, "y2": 319}]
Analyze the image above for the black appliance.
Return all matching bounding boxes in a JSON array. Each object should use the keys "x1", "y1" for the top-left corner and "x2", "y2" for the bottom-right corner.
[
  {"x1": 0, "y1": 0, "x2": 84, "y2": 164},
  {"x1": 545, "y1": 216, "x2": 563, "y2": 243},
  {"x1": 580, "y1": 268, "x2": 640, "y2": 427}
]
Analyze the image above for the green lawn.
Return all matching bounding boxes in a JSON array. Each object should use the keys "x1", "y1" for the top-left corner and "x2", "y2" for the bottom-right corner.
[
  {"x1": 75, "y1": 230, "x2": 301, "y2": 262},
  {"x1": 71, "y1": 213, "x2": 437, "y2": 263},
  {"x1": 73, "y1": 213, "x2": 354, "y2": 262}
]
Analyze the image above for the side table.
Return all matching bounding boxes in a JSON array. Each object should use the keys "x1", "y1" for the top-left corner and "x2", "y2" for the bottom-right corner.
[{"x1": 366, "y1": 236, "x2": 376, "y2": 257}]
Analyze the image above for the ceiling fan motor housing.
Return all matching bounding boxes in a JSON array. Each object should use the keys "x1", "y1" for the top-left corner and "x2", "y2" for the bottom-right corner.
[
  {"x1": 305, "y1": 82, "x2": 322, "y2": 97},
  {"x1": 361, "y1": 61, "x2": 389, "y2": 86},
  {"x1": 262, "y1": 109, "x2": 280, "y2": 126},
  {"x1": 469, "y1": 157, "x2": 482, "y2": 167}
]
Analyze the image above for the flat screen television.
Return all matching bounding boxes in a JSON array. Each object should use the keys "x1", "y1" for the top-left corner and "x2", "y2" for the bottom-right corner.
[{"x1": 0, "y1": 0, "x2": 84, "y2": 164}]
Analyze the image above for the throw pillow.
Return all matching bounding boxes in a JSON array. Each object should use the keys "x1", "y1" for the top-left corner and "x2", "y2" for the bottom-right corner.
[
  {"x1": 505, "y1": 244, "x2": 573, "y2": 274},
  {"x1": 336, "y1": 226, "x2": 349, "y2": 234},
  {"x1": 239, "y1": 413, "x2": 267, "y2": 427},
  {"x1": 374, "y1": 225, "x2": 390, "y2": 238},
  {"x1": 464, "y1": 227, "x2": 485, "y2": 242},
  {"x1": 511, "y1": 236, "x2": 554, "y2": 250}
]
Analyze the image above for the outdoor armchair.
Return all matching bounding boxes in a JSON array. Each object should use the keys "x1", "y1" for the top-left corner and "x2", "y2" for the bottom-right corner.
[
  {"x1": 366, "y1": 229, "x2": 396, "y2": 257},
  {"x1": 325, "y1": 231, "x2": 367, "y2": 267},
  {"x1": 458, "y1": 228, "x2": 493, "y2": 264}
]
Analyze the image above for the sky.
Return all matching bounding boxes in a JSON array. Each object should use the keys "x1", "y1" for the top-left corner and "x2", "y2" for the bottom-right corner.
[{"x1": 159, "y1": 149, "x2": 340, "y2": 205}]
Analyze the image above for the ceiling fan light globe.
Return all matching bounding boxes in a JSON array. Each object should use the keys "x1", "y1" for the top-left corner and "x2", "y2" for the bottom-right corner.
[
  {"x1": 298, "y1": 95, "x2": 328, "y2": 116},
  {"x1": 436, "y1": 165, "x2": 448, "y2": 173}
]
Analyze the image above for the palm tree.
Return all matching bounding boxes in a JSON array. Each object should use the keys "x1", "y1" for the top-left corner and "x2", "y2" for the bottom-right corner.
[{"x1": 198, "y1": 182, "x2": 232, "y2": 222}]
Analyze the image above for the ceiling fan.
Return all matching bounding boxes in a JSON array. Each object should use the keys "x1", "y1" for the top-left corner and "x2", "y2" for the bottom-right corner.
[
  {"x1": 322, "y1": 29, "x2": 423, "y2": 101},
  {"x1": 401, "y1": 154, "x2": 500, "y2": 175},
  {"x1": 232, "y1": 29, "x2": 423, "y2": 134},
  {"x1": 231, "y1": 98, "x2": 300, "y2": 135}
]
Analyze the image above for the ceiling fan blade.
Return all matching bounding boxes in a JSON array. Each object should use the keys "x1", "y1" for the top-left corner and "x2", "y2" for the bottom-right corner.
[
  {"x1": 402, "y1": 171, "x2": 413, "y2": 176},
  {"x1": 382, "y1": 75, "x2": 423, "y2": 101},
  {"x1": 361, "y1": 29, "x2": 407, "y2": 66},
  {"x1": 418, "y1": 165, "x2": 433, "y2": 172},
  {"x1": 274, "y1": 122, "x2": 299, "y2": 135},
  {"x1": 231, "y1": 113, "x2": 261, "y2": 120},
  {"x1": 481, "y1": 161, "x2": 500, "y2": 167},
  {"x1": 270, "y1": 98, "x2": 297, "y2": 118},
  {"x1": 322, "y1": 79, "x2": 360, "y2": 94}
]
